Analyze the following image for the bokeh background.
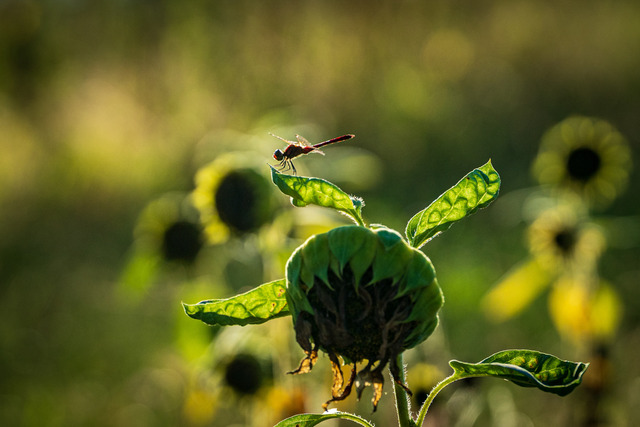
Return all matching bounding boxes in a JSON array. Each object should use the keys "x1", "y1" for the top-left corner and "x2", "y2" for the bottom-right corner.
[{"x1": 1, "y1": 0, "x2": 639, "y2": 426}]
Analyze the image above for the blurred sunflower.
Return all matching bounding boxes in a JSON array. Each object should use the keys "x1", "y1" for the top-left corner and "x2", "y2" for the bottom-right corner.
[
  {"x1": 483, "y1": 201, "x2": 606, "y2": 324},
  {"x1": 220, "y1": 353, "x2": 273, "y2": 397},
  {"x1": 532, "y1": 116, "x2": 632, "y2": 208},
  {"x1": 406, "y1": 363, "x2": 445, "y2": 412},
  {"x1": 192, "y1": 153, "x2": 277, "y2": 244},
  {"x1": 119, "y1": 193, "x2": 206, "y2": 297},
  {"x1": 182, "y1": 383, "x2": 218, "y2": 426},
  {"x1": 134, "y1": 193, "x2": 205, "y2": 265},
  {"x1": 548, "y1": 277, "x2": 622, "y2": 346},
  {"x1": 528, "y1": 202, "x2": 606, "y2": 276}
]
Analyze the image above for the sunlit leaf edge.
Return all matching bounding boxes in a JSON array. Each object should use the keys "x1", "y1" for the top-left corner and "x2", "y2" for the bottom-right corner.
[
  {"x1": 405, "y1": 160, "x2": 500, "y2": 249},
  {"x1": 273, "y1": 411, "x2": 374, "y2": 427},
  {"x1": 449, "y1": 349, "x2": 588, "y2": 396},
  {"x1": 270, "y1": 166, "x2": 365, "y2": 226}
]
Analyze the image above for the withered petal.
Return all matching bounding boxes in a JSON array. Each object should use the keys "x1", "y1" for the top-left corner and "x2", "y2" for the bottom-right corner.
[
  {"x1": 329, "y1": 353, "x2": 345, "y2": 395},
  {"x1": 287, "y1": 345, "x2": 318, "y2": 375},
  {"x1": 322, "y1": 363, "x2": 357, "y2": 411},
  {"x1": 353, "y1": 364, "x2": 386, "y2": 411},
  {"x1": 371, "y1": 380, "x2": 384, "y2": 411}
]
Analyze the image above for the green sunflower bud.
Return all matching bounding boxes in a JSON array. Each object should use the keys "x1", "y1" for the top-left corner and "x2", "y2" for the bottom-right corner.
[{"x1": 285, "y1": 225, "x2": 444, "y2": 410}]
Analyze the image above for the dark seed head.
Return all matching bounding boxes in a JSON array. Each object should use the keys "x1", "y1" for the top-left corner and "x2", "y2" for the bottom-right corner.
[
  {"x1": 214, "y1": 170, "x2": 270, "y2": 233},
  {"x1": 553, "y1": 228, "x2": 576, "y2": 257},
  {"x1": 566, "y1": 146, "x2": 601, "y2": 182},
  {"x1": 223, "y1": 354, "x2": 265, "y2": 395},
  {"x1": 161, "y1": 220, "x2": 203, "y2": 263},
  {"x1": 413, "y1": 387, "x2": 430, "y2": 408}
]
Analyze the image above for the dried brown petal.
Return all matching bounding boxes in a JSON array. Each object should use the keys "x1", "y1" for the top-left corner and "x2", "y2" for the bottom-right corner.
[
  {"x1": 355, "y1": 364, "x2": 385, "y2": 411},
  {"x1": 322, "y1": 356, "x2": 357, "y2": 411},
  {"x1": 287, "y1": 345, "x2": 318, "y2": 375}
]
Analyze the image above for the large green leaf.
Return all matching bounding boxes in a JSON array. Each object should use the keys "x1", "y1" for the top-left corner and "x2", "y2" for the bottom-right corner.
[
  {"x1": 273, "y1": 412, "x2": 374, "y2": 427},
  {"x1": 270, "y1": 166, "x2": 365, "y2": 226},
  {"x1": 406, "y1": 160, "x2": 500, "y2": 249},
  {"x1": 449, "y1": 349, "x2": 588, "y2": 396},
  {"x1": 182, "y1": 279, "x2": 290, "y2": 326}
]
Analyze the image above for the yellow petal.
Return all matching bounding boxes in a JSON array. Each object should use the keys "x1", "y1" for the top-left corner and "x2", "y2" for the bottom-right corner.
[{"x1": 482, "y1": 258, "x2": 551, "y2": 322}]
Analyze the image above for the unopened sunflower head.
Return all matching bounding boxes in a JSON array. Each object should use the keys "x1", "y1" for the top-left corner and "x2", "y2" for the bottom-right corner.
[{"x1": 284, "y1": 225, "x2": 444, "y2": 410}]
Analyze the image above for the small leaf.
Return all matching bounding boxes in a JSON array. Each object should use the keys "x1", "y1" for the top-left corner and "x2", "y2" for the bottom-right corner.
[
  {"x1": 406, "y1": 160, "x2": 500, "y2": 248},
  {"x1": 449, "y1": 349, "x2": 588, "y2": 396},
  {"x1": 270, "y1": 166, "x2": 365, "y2": 226},
  {"x1": 182, "y1": 279, "x2": 290, "y2": 326},
  {"x1": 273, "y1": 411, "x2": 374, "y2": 427}
]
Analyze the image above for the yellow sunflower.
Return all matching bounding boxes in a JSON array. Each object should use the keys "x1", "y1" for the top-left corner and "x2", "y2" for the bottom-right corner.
[
  {"x1": 548, "y1": 277, "x2": 622, "y2": 346},
  {"x1": 528, "y1": 202, "x2": 606, "y2": 276},
  {"x1": 532, "y1": 116, "x2": 632, "y2": 208},
  {"x1": 192, "y1": 153, "x2": 277, "y2": 244},
  {"x1": 119, "y1": 193, "x2": 205, "y2": 298},
  {"x1": 133, "y1": 192, "x2": 205, "y2": 265}
]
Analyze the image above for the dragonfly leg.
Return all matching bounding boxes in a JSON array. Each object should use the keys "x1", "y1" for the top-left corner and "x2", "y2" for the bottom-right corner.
[{"x1": 275, "y1": 158, "x2": 296, "y2": 175}]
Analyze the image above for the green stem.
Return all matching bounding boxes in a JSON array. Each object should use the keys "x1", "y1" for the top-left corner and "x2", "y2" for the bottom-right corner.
[
  {"x1": 336, "y1": 412, "x2": 376, "y2": 427},
  {"x1": 415, "y1": 374, "x2": 459, "y2": 427},
  {"x1": 393, "y1": 354, "x2": 416, "y2": 427}
]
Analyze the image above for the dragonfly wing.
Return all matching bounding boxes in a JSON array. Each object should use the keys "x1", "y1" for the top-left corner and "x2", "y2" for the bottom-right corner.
[
  {"x1": 270, "y1": 132, "x2": 294, "y2": 144},
  {"x1": 295, "y1": 134, "x2": 311, "y2": 147}
]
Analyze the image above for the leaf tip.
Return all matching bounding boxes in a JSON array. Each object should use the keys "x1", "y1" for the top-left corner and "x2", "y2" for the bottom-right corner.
[{"x1": 181, "y1": 301, "x2": 201, "y2": 319}]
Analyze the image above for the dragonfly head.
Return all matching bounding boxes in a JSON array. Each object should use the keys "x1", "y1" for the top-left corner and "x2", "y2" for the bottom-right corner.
[{"x1": 273, "y1": 149, "x2": 284, "y2": 161}]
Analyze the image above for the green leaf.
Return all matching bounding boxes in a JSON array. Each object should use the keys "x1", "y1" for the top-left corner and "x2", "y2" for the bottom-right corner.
[
  {"x1": 270, "y1": 166, "x2": 365, "y2": 226},
  {"x1": 273, "y1": 412, "x2": 374, "y2": 427},
  {"x1": 449, "y1": 349, "x2": 588, "y2": 396},
  {"x1": 406, "y1": 160, "x2": 501, "y2": 249},
  {"x1": 182, "y1": 279, "x2": 290, "y2": 326}
]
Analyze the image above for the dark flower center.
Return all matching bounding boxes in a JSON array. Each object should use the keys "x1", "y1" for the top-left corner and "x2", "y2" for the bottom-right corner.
[
  {"x1": 413, "y1": 388, "x2": 430, "y2": 409},
  {"x1": 553, "y1": 228, "x2": 576, "y2": 256},
  {"x1": 214, "y1": 170, "x2": 266, "y2": 233},
  {"x1": 161, "y1": 220, "x2": 203, "y2": 263},
  {"x1": 566, "y1": 146, "x2": 601, "y2": 182},
  {"x1": 223, "y1": 354, "x2": 264, "y2": 395}
]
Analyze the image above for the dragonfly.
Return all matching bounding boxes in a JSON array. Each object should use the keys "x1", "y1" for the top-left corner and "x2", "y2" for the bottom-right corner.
[{"x1": 271, "y1": 133, "x2": 355, "y2": 174}]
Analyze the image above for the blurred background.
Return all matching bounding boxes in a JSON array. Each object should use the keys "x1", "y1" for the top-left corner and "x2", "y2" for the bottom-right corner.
[{"x1": 1, "y1": 0, "x2": 638, "y2": 426}]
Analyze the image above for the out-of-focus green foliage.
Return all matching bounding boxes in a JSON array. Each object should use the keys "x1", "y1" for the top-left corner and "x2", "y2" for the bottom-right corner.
[{"x1": 1, "y1": 0, "x2": 639, "y2": 426}]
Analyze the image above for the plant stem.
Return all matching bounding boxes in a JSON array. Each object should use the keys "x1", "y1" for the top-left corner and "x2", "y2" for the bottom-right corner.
[
  {"x1": 415, "y1": 374, "x2": 459, "y2": 427},
  {"x1": 335, "y1": 412, "x2": 376, "y2": 427},
  {"x1": 393, "y1": 354, "x2": 416, "y2": 427}
]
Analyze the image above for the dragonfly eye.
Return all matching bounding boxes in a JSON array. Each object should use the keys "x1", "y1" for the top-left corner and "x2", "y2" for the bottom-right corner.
[{"x1": 273, "y1": 149, "x2": 284, "y2": 161}]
